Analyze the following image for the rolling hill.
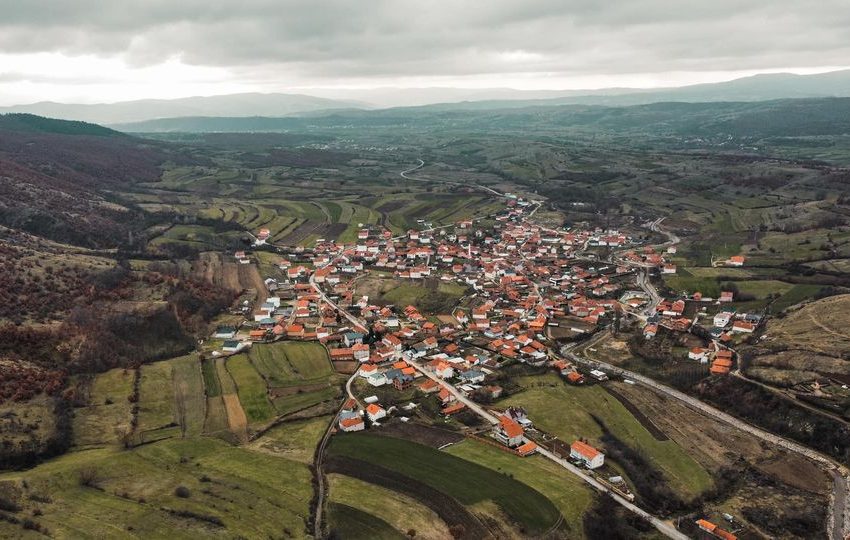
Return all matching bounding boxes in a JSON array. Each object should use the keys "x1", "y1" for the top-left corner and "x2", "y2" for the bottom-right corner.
[
  {"x1": 112, "y1": 97, "x2": 850, "y2": 139},
  {"x1": 0, "y1": 93, "x2": 366, "y2": 125}
]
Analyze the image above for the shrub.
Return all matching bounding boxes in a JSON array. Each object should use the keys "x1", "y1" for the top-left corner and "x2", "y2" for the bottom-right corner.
[
  {"x1": 78, "y1": 466, "x2": 101, "y2": 488},
  {"x1": 174, "y1": 486, "x2": 191, "y2": 498}
]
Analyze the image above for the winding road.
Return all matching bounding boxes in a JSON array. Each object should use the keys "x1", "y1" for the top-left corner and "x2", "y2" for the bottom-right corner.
[
  {"x1": 606, "y1": 216, "x2": 848, "y2": 539},
  {"x1": 564, "y1": 335, "x2": 849, "y2": 540}
]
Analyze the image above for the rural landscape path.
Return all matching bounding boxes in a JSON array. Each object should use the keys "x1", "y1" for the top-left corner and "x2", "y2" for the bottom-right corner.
[
  {"x1": 405, "y1": 353, "x2": 688, "y2": 539},
  {"x1": 312, "y1": 369, "x2": 361, "y2": 537},
  {"x1": 607, "y1": 216, "x2": 848, "y2": 538},
  {"x1": 563, "y1": 341, "x2": 850, "y2": 540},
  {"x1": 307, "y1": 179, "x2": 846, "y2": 539}
]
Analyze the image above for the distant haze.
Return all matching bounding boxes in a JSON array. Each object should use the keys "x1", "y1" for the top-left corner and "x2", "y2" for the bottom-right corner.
[
  {"x1": 1, "y1": 1, "x2": 850, "y2": 106},
  {"x1": 3, "y1": 69, "x2": 850, "y2": 125}
]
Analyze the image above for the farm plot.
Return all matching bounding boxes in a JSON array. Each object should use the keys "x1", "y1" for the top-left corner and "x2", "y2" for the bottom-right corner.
[
  {"x1": 248, "y1": 342, "x2": 341, "y2": 415},
  {"x1": 272, "y1": 386, "x2": 341, "y2": 416},
  {"x1": 0, "y1": 436, "x2": 314, "y2": 539},
  {"x1": 136, "y1": 360, "x2": 178, "y2": 442},
  {"x1": 447, "y1": 439, "x2": 594, "y2": 537},
  {"x1": 72, "y1": 368, "x2": 136, "y2": 448},
  {"x1": 327, "y1": 433, "x2": 563, "y2": 537},
  {"x1": 226, "y1": 355, "x2": 276, "y2": 425},
  {"x1": 501, "y1": 374, "x2": 712, "y2": 500},
  {"x1": 357, "y1": 276, "x2": 467, "y2": 315},
  {"x1": 204, "y1": 396, "x2": 231, "y2": 437},
  {"x1": 171, "y1": 355, "x2": 206, "y2": 437},
  {"x1": 328, "y1": 474, "x2": 450, "y2": 540},
  {"x1": 200, "y1": 358, "x2": 221, "y2": 397},
  {"x1": 250, "y1": 341, "x2": 334, "y2": 387},
  {"x1": 327, "y1": 503, "x2": 404, "y2": 540},
  {"x1": 248, "y1": 415, "x2": 332, "y2": 463}
]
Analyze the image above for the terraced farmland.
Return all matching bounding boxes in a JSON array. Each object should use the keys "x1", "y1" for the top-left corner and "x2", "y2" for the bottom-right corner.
[
  {"x1": 327, "y1": 433, "x2": 564, "y2": 537},
  {"x1": 226, "y1": 355, "x2": 276, "y2": 425},
  {"x1": 0, "y1": 437, "x2": 314, "y2": 539},
  {"x1": 502, "y1": 374, "x2": 713, "y2": 501},
  {"x1": 72, "y1": 368, "x2": 136, "y2": 448}
]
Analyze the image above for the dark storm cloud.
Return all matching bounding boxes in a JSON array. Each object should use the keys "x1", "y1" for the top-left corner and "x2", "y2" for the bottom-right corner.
[{"x1": 1, "y1": 0, "x2": 848, "y2": 79}]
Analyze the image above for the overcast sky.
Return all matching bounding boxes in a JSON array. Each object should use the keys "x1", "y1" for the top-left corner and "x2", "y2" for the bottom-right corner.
[{"x1": 1, "y1": 0, "x2": 848, "y2": 105}]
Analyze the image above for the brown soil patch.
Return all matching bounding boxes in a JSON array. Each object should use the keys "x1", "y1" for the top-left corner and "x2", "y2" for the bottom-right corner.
[
  {"x1": 194, "y1": 252, "x2": 242, "y2": 292},
  {"x1": 269, "y1": 382, "x2": 330, "y2": 398},
  {"x1": 222, "y1": 393, "x2": 248, "y2": 443},
  {"x1": 280, "y1": 220, "x2": 324, "y2": 244},
  {"x1": 237, "y1": 262, "x2": 269, "y2": 311},
  {"x1": 436, "y1": 315, "x2": 459, "y2": 326},
  {"x1": 374, "y1": 421, "x2": 465, "y2": 448},
  {"x1": 603, "y1": 385, "x2": 669, "y2": 441},
  {"x1": 332, "y1": 361, "x2": 358, "y2": 374},
  {"x1": 755, "y1": 455, "x2": 829, "y2": 494},
  {"x1": 609, "y1": 381, "x2": 830, "y2": 494}
]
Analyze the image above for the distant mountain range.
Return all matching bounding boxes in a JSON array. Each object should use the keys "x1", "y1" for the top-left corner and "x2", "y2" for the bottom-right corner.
[
  {"x1": 3, "y1": 69, "x2": 850, "y2": 125},
  {"x1": 0, "y1": 93, "x2": 365, "y2": 125},
  {"x1": 302, "y1": 69, "x2": 850, "y2": 109},
  {"x1": 110, "y1": 97, "x2": 850, "y2": 139}
]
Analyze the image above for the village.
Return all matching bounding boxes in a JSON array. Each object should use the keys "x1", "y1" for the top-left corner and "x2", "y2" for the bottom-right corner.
[{"x1": 216, "y1": 193, "x2": 759, "y2": 540}]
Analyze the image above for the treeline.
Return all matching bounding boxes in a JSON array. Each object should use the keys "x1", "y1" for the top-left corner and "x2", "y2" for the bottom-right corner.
[
  {"x1": 694, "y1": 376, "x2": 850, "y2": 462},
  {"x1": 0, "y1": 398, "x2": 72, "y2": 470}
]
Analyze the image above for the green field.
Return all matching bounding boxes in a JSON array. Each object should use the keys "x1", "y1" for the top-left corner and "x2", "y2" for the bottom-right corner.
[
  {"x1": 363, "y1": 277, "x2": 468, "y2": 315},
  {"x1": 215, "y1": 357, "x2": 238, "y2": 395},
  {"x1": 226, "y1": 355, "x2": 276, "y2": 424},
  {"x1": 137, "y1": 361, "x2": 176, "y2": 433},
  {"x1": 328, "y1": 433, "x2": 562, "y2": 535},
  {"x1": 0, "y1": 437, "x2": 313, "y2": 539},
  {"x1": 327, "y1": 503, "x2": 405, "y2": 540},
  {"x1": 72, "y1": 368, "x2": 136, "y2": 448},
  {"x1": 328, "y1": 474, "x2": 449, "y2": 539},
  {"x1": 502, "y1": 374, "x2": 713, "y2": 500},
  {"x1": 446, "y1": 439, "x2": 594, "y2": 537},
  {"x1": 200, "y1": 358, "x2": 221, "y2": 397},
  {"x1": 250, "y1": 341, "x2": 334, "y2": 387},
  {"x1": 249, "y1": 416, "x2": 332, "y2": 463},
  {"x1": 171, "y1": 355, "x2": 206, "y2": 437},
  {"x1": 272, "y1": 386, "x2": 340, "y2": 415}
]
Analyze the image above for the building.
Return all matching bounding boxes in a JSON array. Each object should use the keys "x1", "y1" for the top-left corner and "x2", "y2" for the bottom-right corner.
[
  {"x1": 366, "y1": 404, "x2": 386, "y2": 422},
  {"x1": 713, "y1": 312, "x2": 732, "y2": 328},
  {"x1": 493, "y1": 415, "x2": 524, "y2": 447},
  {"x1": 688, "y1": 347, "x2": 708, "y2": 362},
  {"x1": 338, "y1": 413, "x2": 365, "y2": 432},
  {"x1": 214, "y1": 326, "x2": 237, "y2": 339},
  {"x1": 459, "y1": 369, "x2": 486, "y2": 384},
  {"x1": 732, "y1": 320, "x2": 755, "y2": 333},
  {"x1": 570, "y1": 440, "x2": 605, "y2": 469},
  {"x1": 696, "y1": 519, "x2": 737, "y2": 540}
]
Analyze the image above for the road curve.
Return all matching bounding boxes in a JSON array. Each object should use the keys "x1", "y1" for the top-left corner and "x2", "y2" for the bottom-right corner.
[
  {"x1": 563, "y1": 344, "x2": 849, "y2": 540},
  {"x1": 312, "y1": 369, "x2": 360, "y2": 536},
  {"x1": 307, "y1": 201, "x2": 690, "y2": 539},
  {"x1": 406, "y1": 354, "x2": 688, "y2": 539}
]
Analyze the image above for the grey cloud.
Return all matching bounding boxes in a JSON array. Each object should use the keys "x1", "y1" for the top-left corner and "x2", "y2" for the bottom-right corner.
[{"x1": 0, "y1": 0, "x2": 849, "y2": 80}]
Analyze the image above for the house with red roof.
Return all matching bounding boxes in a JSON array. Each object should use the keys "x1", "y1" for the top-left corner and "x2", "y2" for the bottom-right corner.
[
  {"x1": 494, "y1": 415, "x2": 524, "y2": 448},
  {"x1": 339, "y1": 415, "x2": 365, "y2": 432},
  {"x1": 365, "y1": 403, "x2": 386, "y2": 422},
  {"x1": 570, "y1": 440, "x2": 604, "y2": 469}
]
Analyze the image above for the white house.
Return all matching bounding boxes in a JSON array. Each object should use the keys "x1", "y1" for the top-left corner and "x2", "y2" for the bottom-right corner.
[
  {"x1": 338, "y1": 412, "x2": 365, "y2": 432},
  {"x1": 713, "y1": 312, "x2": 733, "y2": 328},
  {"x1": 688, "y1": 347, "x2": 708, "y2": 362},
  {"x1": 493, "y1": 415, "x2": 524, "y2": 448},
  {"x1": 366, "y1": 404, "x2": 386, "y2": 422},
  {"x1": 366, "y1": 372, "x2": 388, "y2": 387},
  {"x1": 570, "y1": 441, "x2": 605, "y2": 469}
]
